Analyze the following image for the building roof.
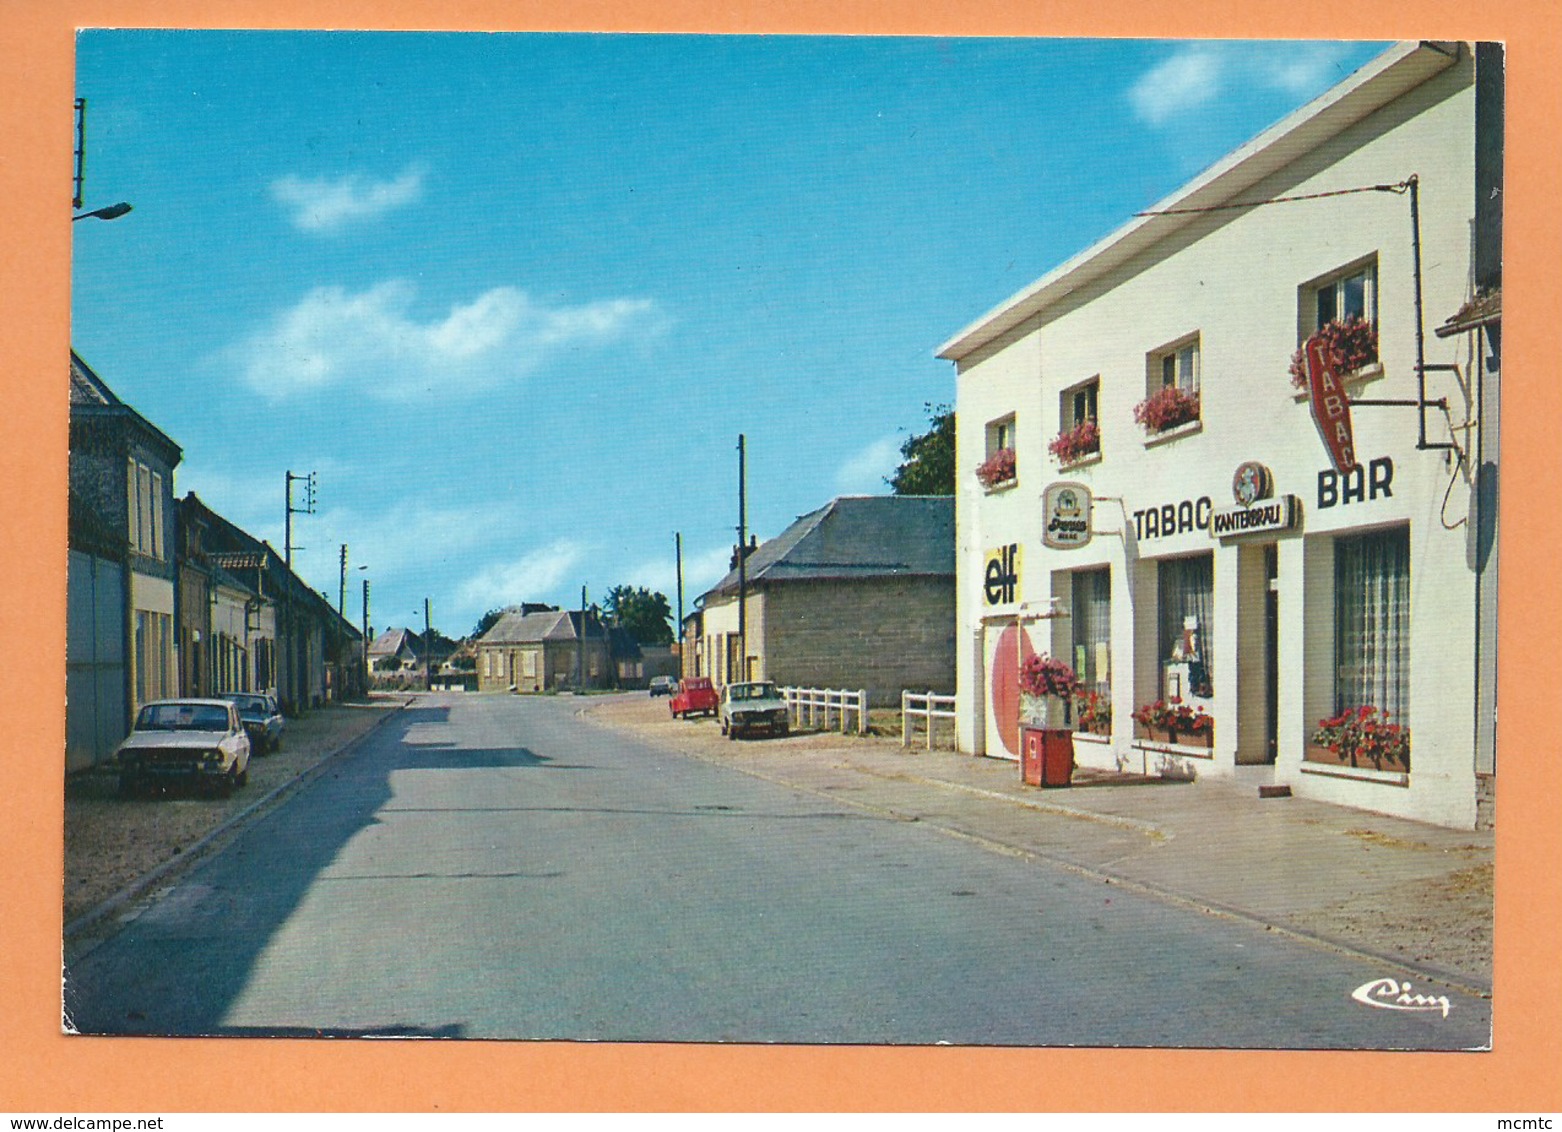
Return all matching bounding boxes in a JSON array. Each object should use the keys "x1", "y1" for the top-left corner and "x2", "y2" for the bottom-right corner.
[
  {"x1": 369, "y1": 627, "x2": 420, "y2": 658},
  {"x1": 937, "y1": 41, "x2": 1462, "y2": 363},
  {"x1": 701, "y1": 495, "x2": 954, "y2": 603},
  {"x1": 70, "y1": 350, "x2": 183, "y2": 464},
  {"x1": 1435, "y1": 287, "x2": 1502, "y2": 337},
  {"x1": 478, "y1": 608, "x2": 609, "y2": 646}
]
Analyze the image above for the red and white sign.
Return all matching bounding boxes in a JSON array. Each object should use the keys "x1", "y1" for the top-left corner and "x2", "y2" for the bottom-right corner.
[{"x1": 1305, "y1": 336, "x2": 1358, "y2": 474}]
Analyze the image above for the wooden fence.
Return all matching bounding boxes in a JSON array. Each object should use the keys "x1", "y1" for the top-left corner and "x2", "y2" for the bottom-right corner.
[
  {"x1": 779, "y1": 686, "x2": 868, "y2": 735},
  {"x1": 901, "y1": 691, "x2": 957, "y2": 749}
]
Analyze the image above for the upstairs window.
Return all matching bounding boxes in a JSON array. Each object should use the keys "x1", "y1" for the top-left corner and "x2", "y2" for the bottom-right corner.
[
  {"x1": 977, "y1": 414, "x2": 1018, "y2": 489},
  {"x1": 1136, "y1": 335, "x2": 1201, "y2": 436},
  {"x1": 1050, "y1": 378, "x2": 1101, "y2": 465},
  {"x1": 1309, "y1": 259, "x2": 1378, "y2": 333}
]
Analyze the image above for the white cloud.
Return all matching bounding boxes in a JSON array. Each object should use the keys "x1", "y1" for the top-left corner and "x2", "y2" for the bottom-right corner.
[
  {"x1": 834, "y1": 434, "x2": 901, "y2": 495},
  {"x1": 455, "y1": 540, "x2": 588, "y2": 612},
  {"x1": 620, "y1": 544, "x2": 735, "y2": 603},
  {"x1": 1129, "y1": 41, "x2": 1360, "y2": 127},
  {"x1": 232, "y1": 280, "x2": 659, "y2": 401},
  {"x1": 271, "y1": 166, "x2": 425, "y2": 233}
]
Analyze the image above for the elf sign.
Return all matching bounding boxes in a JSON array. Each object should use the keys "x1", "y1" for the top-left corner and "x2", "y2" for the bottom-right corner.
[{"x1": 1305, "y1": 335, "x2": 1358, "y2": 474}]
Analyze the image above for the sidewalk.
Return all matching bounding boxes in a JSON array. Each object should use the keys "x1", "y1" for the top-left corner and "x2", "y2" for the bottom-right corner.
[{"x1": 587, "y1": 695, "x2": 1494, "y2": 994}]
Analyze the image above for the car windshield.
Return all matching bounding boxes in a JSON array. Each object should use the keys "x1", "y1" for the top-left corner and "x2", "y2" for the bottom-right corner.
[
  {"x1": 731, "y1": 683, "x2": 778, "y2": 701},
  {"x1": 227, "y1": 696, "x2": 265, "y2": 713},
  {"x1": 137, "y1": 704, "x2": 231, "y2": 732}
]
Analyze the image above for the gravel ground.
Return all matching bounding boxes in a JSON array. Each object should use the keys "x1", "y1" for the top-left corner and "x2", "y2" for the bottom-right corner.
[{"x1": 63, "y1": 698, "x2": 404, "y2": 924}]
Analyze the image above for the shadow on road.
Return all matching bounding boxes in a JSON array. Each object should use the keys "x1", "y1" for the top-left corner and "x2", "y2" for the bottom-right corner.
[{"x1": 63, "y1": 704, "x2": 567, "y2": 1037}]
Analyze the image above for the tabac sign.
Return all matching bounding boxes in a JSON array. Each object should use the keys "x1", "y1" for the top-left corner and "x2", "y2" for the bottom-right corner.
[
  {"x1": 1041, "y1": 481, "x2": 1092, "y2": 549},
  {"x1": 1305, "y1": 335, "x2": 1359, "y2": 474},
  {"x1": 983, "y1": 543, "x2": 1021, "y2": 607}
]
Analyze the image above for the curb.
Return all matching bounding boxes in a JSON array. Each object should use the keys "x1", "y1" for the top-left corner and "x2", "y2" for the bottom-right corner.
[{"x1": 63, "y1": 699, "x2": 410, "y2": 949}]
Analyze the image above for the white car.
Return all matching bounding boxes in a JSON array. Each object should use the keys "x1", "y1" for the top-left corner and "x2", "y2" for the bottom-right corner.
[
  {"x1": 115, "y1": 698, "x2": 251, "y2": 797},
  {"x1": 719, "y1": 681, "x2": 791, "y2": 740}
]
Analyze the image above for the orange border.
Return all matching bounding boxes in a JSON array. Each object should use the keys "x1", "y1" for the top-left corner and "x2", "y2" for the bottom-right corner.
[{"x1": 4, "y1": 1, "x2": 1559, "y2": 1113}]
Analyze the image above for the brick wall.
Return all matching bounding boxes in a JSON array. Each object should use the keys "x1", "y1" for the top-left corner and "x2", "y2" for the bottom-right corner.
[{"x1": 762, "y1": 576, "x2": 955, "y2": 706}]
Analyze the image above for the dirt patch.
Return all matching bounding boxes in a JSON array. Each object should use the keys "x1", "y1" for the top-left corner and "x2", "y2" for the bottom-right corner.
[
  {"x1": 64, "y1": 699, "x2": 403, "y2": 924},
  {"x1": 1295, "y1": 862, "x2": 1494, "y2": 983}
]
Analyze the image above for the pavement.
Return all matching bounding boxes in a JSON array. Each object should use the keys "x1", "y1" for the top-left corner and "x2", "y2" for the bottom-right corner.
[{"x1": 586, "y1": 694, "x2": 1495, "y2": 996}]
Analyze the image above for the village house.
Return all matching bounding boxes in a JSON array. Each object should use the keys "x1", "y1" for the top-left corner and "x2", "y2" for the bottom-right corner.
[
  {"x1": 939, "y1": 42, "x2": 1501, "y2": 829},
  {"x1": 474, "y1": 607, "x2": 616, "y2": 693},
  {"x1": 66, "y1": 489, "x2": 129, "y2": 772},
  {"x1": 692, "y1": 495, "x2": 955, "y2": 706},
  {"x1": 69, "y1": 352, "x2": 181, "y2": 726}
]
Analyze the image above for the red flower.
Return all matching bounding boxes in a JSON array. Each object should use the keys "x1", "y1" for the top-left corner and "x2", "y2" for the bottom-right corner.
[
  {"x1": 1048, "y1": 419, "x2": 1101, "y2": 464},
  {"x1": 1019, "y1": 653, "x2": 1078, "y2": 698},
  {"x1": 976, "y1": 447, "x2": 1017, "y2": 488},
  {"x1": 1289, "y1": 317, "x2": 1379, "y2": 390},
  {"x1": 1133, "y1": 387, "x2": 1200, "y2": 434}
]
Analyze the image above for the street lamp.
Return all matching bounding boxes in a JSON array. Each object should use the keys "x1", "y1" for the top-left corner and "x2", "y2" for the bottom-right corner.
[{"x1": 73, "y1": 201, "x2": 132, "y2": 222}]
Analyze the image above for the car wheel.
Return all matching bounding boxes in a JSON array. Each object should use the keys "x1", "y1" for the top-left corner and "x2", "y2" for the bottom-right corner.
[
  {"x1": 719, "y1": 718, "x2": 728, "y2": 736},
  {"x1": 777, "y1": 722, "x2": 790, "y2": 738}
]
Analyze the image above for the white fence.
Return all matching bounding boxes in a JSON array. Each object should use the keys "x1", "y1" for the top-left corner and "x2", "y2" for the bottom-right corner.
[
  {"x1": 901, "y1": 691, "x2": 957, "y2": 749},
  {"x1": 779, "y1": 686, "x2": 868, "y2": 735}
]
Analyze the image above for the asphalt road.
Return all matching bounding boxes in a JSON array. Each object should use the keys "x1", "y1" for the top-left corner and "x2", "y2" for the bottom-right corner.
[{"x1": 64, "y1": 693, "x2": 1491, "y2": 1048}]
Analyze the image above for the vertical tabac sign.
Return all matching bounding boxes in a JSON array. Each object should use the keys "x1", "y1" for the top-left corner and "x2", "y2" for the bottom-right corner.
[{"x1": 1305, "y1": 336, "x2": 1358, "y2": 474}]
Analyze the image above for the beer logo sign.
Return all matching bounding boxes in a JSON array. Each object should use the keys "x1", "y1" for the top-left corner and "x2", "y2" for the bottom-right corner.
[
  {"x1": 1232, "y1": 461, "x2": 1273, "y2": 507},
  {"x1": 1042, "y1": 481, "x2": 1093, "y2": 549},
  {"x1": 983, "y1": 543, "x2": 1021, "y2": 607}
]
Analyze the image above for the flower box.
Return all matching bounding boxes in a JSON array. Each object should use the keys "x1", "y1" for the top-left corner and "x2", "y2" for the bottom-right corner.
[
  {"x1": 975, "y1": 448, "x2": 1017, "y2": 490},
  {"x1": 1289, "y1": 317, "x2": 1378, "y2": 390},
  {"x1": 1310, "y1": 706, "x2": 1410, "y2": 772},
  {"x1": 1048, "y1": 420, "x2": 1100, "y2": 466},
  {"x1": 1133, "y1": 387, "x2": 1200, "y2": 436}
]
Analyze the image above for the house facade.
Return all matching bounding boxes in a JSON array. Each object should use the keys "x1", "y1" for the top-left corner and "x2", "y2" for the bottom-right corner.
[
  {"x1": 940, "y1": 42, "x2": 1500, "y2": 830},
  {"x1": 693, "y1": 495, "x2": 955, "y2": 706},
  {"x1": 475, "y1": 608, "x2": 615, "y2": 693},
  {"x1": 69, "y1": 353, "x2": 181, "y2": 719},
  {"x1": 66, "y1": 490, "x2": 129, "y2": 771}
]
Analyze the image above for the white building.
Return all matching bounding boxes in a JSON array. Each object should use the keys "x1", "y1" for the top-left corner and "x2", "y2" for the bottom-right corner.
[{"x1": 940, "y1": 42, "x2": 1501, "y2": 830}]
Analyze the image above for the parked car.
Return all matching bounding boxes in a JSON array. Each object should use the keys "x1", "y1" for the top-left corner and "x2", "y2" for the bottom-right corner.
[
  {"x1": 648, "y1": 675, "x2": 676, "y2": 698},
  {"x1": 114, "y1": 698, "x2": 251, "y2": 797},
  {"x1": 669, "y1": 677, "x2": 718, "y2": 719},
  {"x1": 222, "y1": 691, "x2": 285, "y2": 754},
  {"x1": 719, "y1": 681, "x2": 791, "y2": 740}
]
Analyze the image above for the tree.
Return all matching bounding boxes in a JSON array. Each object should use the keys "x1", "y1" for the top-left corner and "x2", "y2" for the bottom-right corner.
[
  {"x1": 603, "y1": 585, "x2": 674, "y2": 646},
  {"x1": 888, "y1": 403, "x2": 955, "y2": 495},
  {"x1": 471, "y1": 608, "x2": 505, "y2": 639}
]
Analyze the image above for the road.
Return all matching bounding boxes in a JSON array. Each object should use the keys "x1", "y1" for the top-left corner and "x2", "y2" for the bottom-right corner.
[{"x1": 64, "y1": 693, "x2": 1491, "y2": 1048}]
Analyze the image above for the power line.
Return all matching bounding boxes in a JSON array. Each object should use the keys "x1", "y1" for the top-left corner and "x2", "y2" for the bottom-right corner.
[{"x1": 1134, "y1": 180, "x2": 1411, "y2": 218}]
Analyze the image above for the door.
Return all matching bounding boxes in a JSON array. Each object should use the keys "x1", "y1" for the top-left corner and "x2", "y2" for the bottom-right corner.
[{"x1": 982, "y1": 620, "x2": 1037, "y2": 761}]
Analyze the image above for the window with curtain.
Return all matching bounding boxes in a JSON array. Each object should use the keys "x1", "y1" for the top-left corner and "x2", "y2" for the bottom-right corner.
[
  {"x1": 1335, "y1": 526, "x2": 1410, "y2": 720},
  {"x1": 1158, "y1": 554, "x2": 1213, "y2": 689},
  {"x1": 1071, "y1": 568, "x2": 1111, "y2": 695}
]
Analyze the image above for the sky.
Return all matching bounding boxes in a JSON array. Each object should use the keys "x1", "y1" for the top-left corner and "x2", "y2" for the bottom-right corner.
[{"x1": 70, "y1": 32, "x2": 1390, "y2": 640}]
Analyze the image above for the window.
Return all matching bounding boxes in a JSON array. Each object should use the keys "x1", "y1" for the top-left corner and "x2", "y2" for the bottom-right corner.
[
  {"x1": 1155, "y1": 337, "x2": 1200, "y2": 395},
  {"x1": 1070, "y1": 568, "x2": 1111, "y2": 696},
  {"x1": 978, "y1": 414, "x2": 1019, "y2": 487},
  {"x1": 1052, "y1": 378, "x2": 1102, "y2": 465},
  {"x1": 125, "y1": 459, "x2": 166, "y2": 560},
  {"x1": 1334, "y1": 526, "x2": 1409, "y2": 721},
  {"x1": 1308, "y1": 259, "x2": 1378, "y2": 333},
  {"x1": 1157, "y1": 554, "x2": 1213, "y2": 696},
  {"x1": 1066, "y1": 380, "x2": 1099, "y2": 429},
  {"x1": 1138, "y1": 336, "x2": 1202, "y2": 436},
  {"x1": 987, "y1": 415, "x2": 1015, "y2": 458}
]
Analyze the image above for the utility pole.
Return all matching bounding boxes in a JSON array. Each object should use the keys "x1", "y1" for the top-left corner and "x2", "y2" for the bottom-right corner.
[
  {"x1": 338, "y1": 544, "x2": 348, "y2": 616},
  {"x1": 578, "y1": 585, "x2": 588, "y2": 690},
  {"x1": 361, "y1": 577, "x2": 371, "y2": 682},
  {"x1": 282, "y1": 470, "x2": 316, "y2": 715},
  {"x1": 424, "y1": 598, "x2": 433, "y2": 691},
  {"x1": 675, "y1": 531, "x2": 685, "y2": 678},
  {"x1": 737, "y1": 434, "x2": 747, "y2": 683}
]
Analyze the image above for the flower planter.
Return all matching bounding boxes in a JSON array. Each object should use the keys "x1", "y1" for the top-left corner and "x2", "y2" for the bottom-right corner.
[
  {"x1": 1305, "y1": 743, "x2": 1410, "y2": 773},
  {"x1": 1021, "y1": 693, "x2": 1071, "y2": 729}
]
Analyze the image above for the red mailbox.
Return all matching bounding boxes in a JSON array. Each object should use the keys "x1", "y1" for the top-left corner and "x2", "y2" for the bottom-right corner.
[{"x1": 1021, "y1": 727, "x2": 1075, "y2": 788}]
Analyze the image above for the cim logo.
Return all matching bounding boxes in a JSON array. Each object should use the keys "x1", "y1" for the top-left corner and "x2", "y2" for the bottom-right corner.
[
  {"x1": 984, "y1": 543, "x2": 1020, "y2": 607},
  {"x1": 1351, "y1": 976, "x2": 1451, "y2": 1018}
]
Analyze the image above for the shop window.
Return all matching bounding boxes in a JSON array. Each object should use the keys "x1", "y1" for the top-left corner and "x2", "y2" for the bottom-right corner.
[
  {"x1": 1157, "y1": 554, "x2": 1213, "y2": 699},
  {"x1": 1334, "y1": 526, "x2": 1409, "y2": 720},
  {"x1": 1070, "y1": 567, "x2": 1111, "y2": 698}
]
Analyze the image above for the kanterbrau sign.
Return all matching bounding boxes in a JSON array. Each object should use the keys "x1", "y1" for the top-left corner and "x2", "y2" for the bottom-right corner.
[
  {"x1": 1042, "y1": 481, "x2": 1092, "y2": 549},
  {"x1": 1305, "y1": 334, "x2": 1359, "y2": 474}
]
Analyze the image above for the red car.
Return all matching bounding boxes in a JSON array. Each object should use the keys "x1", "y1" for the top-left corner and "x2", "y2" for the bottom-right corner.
[{"x1": 670, "y1": 677, "x2": 718, "y2": 720}]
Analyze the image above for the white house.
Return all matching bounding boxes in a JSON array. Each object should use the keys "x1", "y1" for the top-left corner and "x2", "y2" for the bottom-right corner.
[{"x1": 940, "y1": 42, "x2": 1501, "y2": 830}]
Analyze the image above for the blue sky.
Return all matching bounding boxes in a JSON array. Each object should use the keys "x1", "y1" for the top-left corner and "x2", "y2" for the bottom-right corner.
[{"x1": 71, "y1": 32, "x2": 1389, "y2": 640}]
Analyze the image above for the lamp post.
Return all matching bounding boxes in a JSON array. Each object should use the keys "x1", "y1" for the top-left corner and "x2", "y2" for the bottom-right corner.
[{"x1": 72, "y1": 202, "x2": 132, "y2": 222}]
